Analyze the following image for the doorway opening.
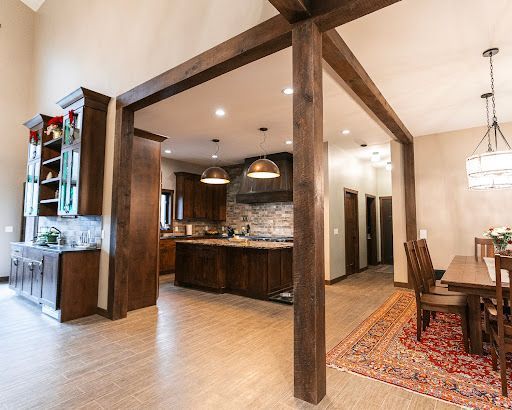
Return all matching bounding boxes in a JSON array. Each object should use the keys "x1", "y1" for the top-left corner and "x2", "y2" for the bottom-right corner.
[
  {"x1": 380, "y1": 196, "x2": 393, "y2": 265},
  {"x1": 366, "y1": 194, "x2": 378, "y2": 266},
  {"x1": 344, "y1": 188, "x2": 359, "y2": 275}
]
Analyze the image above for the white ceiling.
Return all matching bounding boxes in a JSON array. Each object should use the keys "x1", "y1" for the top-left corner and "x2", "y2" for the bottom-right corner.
[
  {"x1": 135, "y1": 0, "x2": 512, "y2": 166},
  {"x1": 19, "y1": 0, "x2": 45, "y2": 11}
]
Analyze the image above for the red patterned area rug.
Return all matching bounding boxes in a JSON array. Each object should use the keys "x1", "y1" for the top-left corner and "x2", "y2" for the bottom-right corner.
[{"x1": 326, "y1": 290, "x2": 512, "y2": 409}]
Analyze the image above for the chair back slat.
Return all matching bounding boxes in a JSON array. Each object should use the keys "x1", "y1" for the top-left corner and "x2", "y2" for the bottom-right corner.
[
  {"x1": 414, "y1": 239, "x2": 436, "y2": 289},
  {"x1": 494, "y1": 255, "x2": 512, "y2": 347},
  {"x1": 475, "y1": 237, "x2": 494, "y2": 260},
  {"x1": 404, "y1": 241, "x2": 425, "y2": 301}
]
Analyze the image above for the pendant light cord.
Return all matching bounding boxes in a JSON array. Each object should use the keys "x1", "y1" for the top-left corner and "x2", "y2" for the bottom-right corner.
[
  {"x1": 260, "y1": 129, "x2": 268, "y2": 158},
  {"x1": 485, "y1": 96, "x2": 492, "y2": 152}
]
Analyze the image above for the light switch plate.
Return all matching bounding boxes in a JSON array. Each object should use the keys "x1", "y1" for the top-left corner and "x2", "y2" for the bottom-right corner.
[
  {"x1": 419, "y1": 229, "x2": 427, "y2": 239},
  {"x1": 4, "y1": 226, "x2": 13, "y2": 233},
  {"x1": 334, "y1": 228, "x2": 339, "y2": 235}
]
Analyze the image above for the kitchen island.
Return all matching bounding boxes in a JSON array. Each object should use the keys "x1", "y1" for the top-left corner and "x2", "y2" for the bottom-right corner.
[{"x1": 175, "y1": 239, "x2": 292, "y2": 300}]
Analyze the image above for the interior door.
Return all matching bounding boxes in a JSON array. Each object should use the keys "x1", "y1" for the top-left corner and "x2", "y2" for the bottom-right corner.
[
  {"x1": 366, "y1": 196, "x2": 378, "y2": 266},
  {"x1": 380, "y1": 196, "x2": 394, "y2": 265},
  {"x1": 344, "y1": 189, "x2": 359, "y2": 275}
]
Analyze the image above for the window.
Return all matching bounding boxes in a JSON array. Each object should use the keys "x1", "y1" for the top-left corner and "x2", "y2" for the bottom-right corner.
[{"x1": 160, "y1": 189, "x2": 174, "y2": 229}]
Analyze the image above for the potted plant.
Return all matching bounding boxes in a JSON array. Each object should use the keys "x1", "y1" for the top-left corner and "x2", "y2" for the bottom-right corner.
[{"x1": 483, "y1": 226, "x2": 512, "y2": 254}]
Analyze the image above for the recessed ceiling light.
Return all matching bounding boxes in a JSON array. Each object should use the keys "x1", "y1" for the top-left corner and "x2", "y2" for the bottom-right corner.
[
  {"x1": 285, "y1": 140, "x2": 293, "y2": 145},
  {"x1": 371, "y1": 152, "x2": 380, "y2": 162},
  {"x1": 282, "y1": 87, "x2": 294, "y2": 95},
  {"x1": 211, "y1": 154, "x2": 218, "y2": 159},
  {"x1": 341, "y1": 129, "x2": 350, "y2": 135},
  {"x1": 164, "y1": 149, "x2": 172, "y2": 154},
  {"x1": 215, "y1": 108, "x2": 226, "y2": 117}
]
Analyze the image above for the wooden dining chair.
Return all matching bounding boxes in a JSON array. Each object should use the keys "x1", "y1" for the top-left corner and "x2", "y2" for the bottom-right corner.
[
  {"x1": 404, "y1": 241, "x2": 469, "y2": 352},
  {"x1": 485, "y1": 254, "x2": 512, "y2": 396},
  {"x1": 414, "y1": 239, "x2": 452, "y2": 293},
  {"x1": 475, "y1": 237, "x2": 494, "y2": 261}
]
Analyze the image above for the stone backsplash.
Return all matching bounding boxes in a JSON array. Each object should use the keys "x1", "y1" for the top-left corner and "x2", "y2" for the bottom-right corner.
[
  {"x1": 225, "y1": 165, "x2": 293, "y2": 237},
  {"x1": 38, "y1": 216, "x2": 102, "y2": 246}
]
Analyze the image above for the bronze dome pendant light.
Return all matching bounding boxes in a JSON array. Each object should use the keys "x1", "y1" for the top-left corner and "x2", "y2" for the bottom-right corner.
[
  {"x1": 247, "y1": 127, "x2": 280, "y2": 179},
  {"x1": 200, "y1": 139, "x2": 230, "y2": 184}
]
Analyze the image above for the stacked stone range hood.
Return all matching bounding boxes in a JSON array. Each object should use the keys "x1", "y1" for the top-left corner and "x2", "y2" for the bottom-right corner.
[{"x1": 236, "y1": 152, "x2": 293, "y2": 204}]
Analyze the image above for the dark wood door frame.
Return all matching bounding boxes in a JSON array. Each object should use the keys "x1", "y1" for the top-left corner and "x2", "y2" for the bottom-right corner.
[
  {"x1": 344, "y1": 188, "x2": 359, "y2": 275},
  {"x1": 365, "y1": 194, "x2": 378, "y2": 266},
  {"x1": 108, "y1": 2, "x2": 416, "y2": 405},
  {"x1": 379, "y1": 196, "x2": 393, "y2": 265}
]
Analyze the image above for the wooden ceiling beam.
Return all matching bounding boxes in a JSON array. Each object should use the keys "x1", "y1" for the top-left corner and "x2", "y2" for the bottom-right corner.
[
  {"x1": 312, "y1": 0, "x2": 401, "y2": 32},
  {"x1": 117, "y1": 15, "x2": 292, "y2": 111},
  {"x1": 268, "y1": 0, "x2": 311, "y2": 23},
  {"x1": 270, "y1": 0, "x2": 401, "y2": 32},
  {"x1": 322, "y1": 29, "x2": 413, "y2": 144}
]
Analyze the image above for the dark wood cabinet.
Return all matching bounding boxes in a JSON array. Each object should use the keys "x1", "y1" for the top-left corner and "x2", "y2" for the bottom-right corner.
[
  {"x1": 21, "y1": 89, "x2": 109, "y2": 217},
  {"x1": 9, "y1": 244, "x2": 99, "y2": 322},
  {"x1": 57, "y1": 88, "x2": 110, "y2": 216},
  {"x1": 175, "y1": 243, "x2": 227, "y2": 291},
  {"x1": 175, "y1": 172, "x2": 226, "y2": 221},
  {"x1": 159, "y1": 239, "x2": 176, "y2": 274},
  {"x1": 175, "y1": 242, "x2": 292, "y2": 299},
  {"x1": 40, "y1": 252, "x2": 59, "y2": 309}
]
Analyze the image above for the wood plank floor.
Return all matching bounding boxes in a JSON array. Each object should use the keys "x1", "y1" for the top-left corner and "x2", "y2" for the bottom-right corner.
[{"x1": 0, "y1": 268, "x2": 459, "y2": 409}]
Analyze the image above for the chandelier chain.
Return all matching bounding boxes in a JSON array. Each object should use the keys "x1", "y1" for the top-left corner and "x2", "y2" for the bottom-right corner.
[
  {"x1": 485, "y1": 96, "x2": 492, "y2": 151},
  {"x1": 489, "y1": 54, "x2": 497, "y2": 122}
]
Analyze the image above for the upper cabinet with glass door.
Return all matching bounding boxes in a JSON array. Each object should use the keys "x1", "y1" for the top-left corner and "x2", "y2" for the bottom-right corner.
[
  {"x1": 22, "y1": 114, "x2": 51, "y2": 217},
  {"x1": 56, "y1": 87, "x2": 110, "y2": 216}
]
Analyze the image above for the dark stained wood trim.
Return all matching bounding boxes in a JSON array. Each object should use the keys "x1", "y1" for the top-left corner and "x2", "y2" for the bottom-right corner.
[
  {"x1": 312, "y1": 0, "x2": 401, "y2": 32},
  {"x1": 108, "y1": 107, "x2": 134, "y2": 320},
  {"x1": 134, "y1": 128, "x2": 167, "y2": 143},
  {"x1": 0, "y1": 276, "x2": 8, "y2": 283},
  {"x1": 358, "y1": 266, "x2": 368, "y2": 273},
  {"x1": 344, "y1": 187, "x2": 359, "y2": 275},
  {"x1": 117, "y1": 15, "x2": 292, "y2": 111},
  {"x1": 95, "y1": 307, "x2": 110, "y2": 318},
  {"x1": 403, "y1": 143, "x2": 417, "y2": 241},
  {"x1": 268, "y1": 0, "x2": 311, "y2": 23},
  {"x1": 325, "y1": 275, "x2": 346, "y2": 285},
  {"x1": 322, "y1": 29, "x2": 412, "y2": 144},
  {"x1": 292, "y1": 18, "x2": 326, "y2": 405},
  {"x1": 394, "y1": 280, "x2": 411, "y2": 289}
]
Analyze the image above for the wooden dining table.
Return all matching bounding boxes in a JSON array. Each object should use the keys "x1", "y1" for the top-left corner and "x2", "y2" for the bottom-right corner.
[{"x1": 441, "y1": 255, "x2": 507, "y2": 355}]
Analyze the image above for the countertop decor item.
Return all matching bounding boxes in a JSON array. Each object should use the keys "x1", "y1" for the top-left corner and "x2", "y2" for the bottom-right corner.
[
  {"x1": 247, "y1": 127, "x2": 280, "y2": 179},
  {"x1": 200, "y1": 139, "x2": 230, "y2": 184},
  {"x1": 483, "y1": 226, "x2": 512, "y2": 253},
  {"x1": 466, "y1": 48, "x2": 512, "y2": 190},
  {"x1": 46, "y1": 115, "x2": 63, "y2": 138}
]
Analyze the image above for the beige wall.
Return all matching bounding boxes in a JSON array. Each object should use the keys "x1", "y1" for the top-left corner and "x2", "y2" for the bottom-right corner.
[
  {"x1": 27, "y1": 0, "x2": 277, "y2": 307},
  {"x1": 161, "y1": 158, "x2": 204, "y2": 192},
  {"x1": 0, "y1": 0, "x2": 35, "y2": 276},
  {"x1": 391, "y1": 141, "x2": 407, "y2": 283},
  {"x1": 324, "y1": 141, "x2": 391, "y2": 281},
  {"x1": 415, "y1": 122, "x2": 512, "y2": 270}
]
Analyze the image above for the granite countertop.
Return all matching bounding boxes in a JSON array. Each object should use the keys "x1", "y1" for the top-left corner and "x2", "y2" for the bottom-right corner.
[
  {"x1": 11, "y1": 242, "x2": 100, "y2": 253},
  {"x1": 175, "y1": 238, "x2": 293, "y2": 249}
]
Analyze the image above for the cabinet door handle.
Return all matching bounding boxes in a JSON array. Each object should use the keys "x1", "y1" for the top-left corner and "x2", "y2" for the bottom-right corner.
[
  {"x1": 12, "y1": 258, "x2": 18, "y2": 266},
  {"x1": 28, "y1": 262, "x2": 34, "y2": 271}
]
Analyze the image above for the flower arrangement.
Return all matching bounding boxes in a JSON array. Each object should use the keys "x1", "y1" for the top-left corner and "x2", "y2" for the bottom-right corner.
[
  {"x1": 483, "y1": 226, "x2": 512, "y2": 253},
  {"x1": 46, "y1": 115, "x2": 63, "y2": 138},
  {"x1": 29, "y1": 130, "x2": 39, "y2": 145}
]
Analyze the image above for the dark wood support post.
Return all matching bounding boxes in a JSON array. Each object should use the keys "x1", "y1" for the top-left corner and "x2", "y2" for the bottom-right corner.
[
  {"x1": 402, "y1": 142, "x2": 417, "y2": 241},
  {"x1": 108, "y1": 106, "x2": 134, "y2": 320},
  {"x1": 292, "y1": 18, "x2": 326, "y2": 405}
]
